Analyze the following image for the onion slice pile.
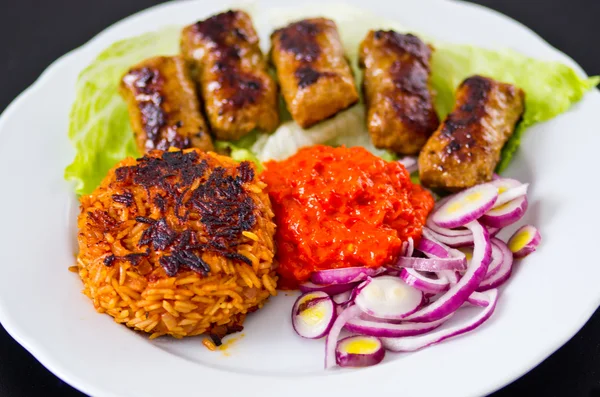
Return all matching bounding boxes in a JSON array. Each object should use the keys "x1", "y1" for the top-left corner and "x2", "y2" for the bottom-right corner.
[
  {"x1": 382, "y1": 289, "x2": 499, "y2": 352},
  {"x1": 289, "y1": 177, "x2": 541, "y2": 370},
  {"x1": 404, "y1": 221, "x2": 491, "y2": 323}
]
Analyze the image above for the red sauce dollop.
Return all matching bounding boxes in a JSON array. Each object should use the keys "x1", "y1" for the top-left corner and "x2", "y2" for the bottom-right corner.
[{"x1": 261, "y1": 146, "x2": 435, "y2": 289}]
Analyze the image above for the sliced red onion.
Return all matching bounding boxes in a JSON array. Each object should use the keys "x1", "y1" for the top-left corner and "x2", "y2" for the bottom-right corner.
[
  {"x1": 325, "y1": 305, "x2": 362, "y2": 369},
  {"x1": 401, "y1": 238, "x2": 415, "y2": 257},
  {"x1": 332, "y1": 290, "x2": 353, "y2": 305},
  {"x1": 456, "y1": 240, "x2": 501, "y2": 281},
  {"x1": 477, "y1": 239, "x2": 514, "y2": 291},
  {"x1": 489, "y1": 178, "x2": 523, "y2": 208},
  {"x1": 400, "y1": 268, "x2": 450, "y2": 294},
  {"x1": 404, "y1": 221, "x2": 491, "y2": 323},
  {"x1": 489, "y1": 178, "x2": 521, "y2": 193},
  {"x1": 417, "y1": 229, "x2": 454, "y2": 258},
  {"x1": 384, "y1": 268, "x2": 400, "y2": 277},
  {"x1": 393, "y1": 255, "x2": 467, "y2": 272},
  {"x1": 292, "y1": 292, "x2": 336, "y2": 339},
  {"x1": 344, "y1": 313, "x2": 452, "y2": 337},
  {"x1": 424, "y1": 227, "x2": 475, "y2": 248},
  {"x1": 481, "y1": 195, "x2": 528, "y2": 228},
  {"x1": 398, "y1": 156, "x2": 418, "y2": 174},
  {"x1": 495, "y1": 183, "x2": 529, "y2": 208},
  {"x1": 418, "y1": 229, "x2": 470, "y2": 266},
  {"x1": 440, "y1": 270, "x2": 460, "y2": 285},
  {"x1": 432, "y1": 184, "x2": 498, "y2": 228},
  {"x1": 508, "y1": 225, "x2": 542, "y2": 258},
  {"x1": 426, "y1": 218, "x2": 471, "y2": 237},
  {"x1": 311, "y1": 266, "x2": 384, "y2": 285},
  {"x1": 487, "y1": 238, "x2": 507, "y2": 279},
  {"x1": 335, "y1": 278, "x2": 372, "y2": 314},
  {"x1": 382, "y1": 289, "x2": 498, "y2": 352},
  {"x1": 335, "y1": 336, "x2": 385, "y2": 368},
  {"x1": 487, "y1": 226, "x2": 501, "y2": 237},
  {"x1": 354, "y1": 276, "x2": 423, "y2": 320},
  {"x1": 467, "y1": 291, "x2": 491, "y2": 307},
  {"x1": 405, "y1": 237, "x2": 414, "y2": 257},
  {"x1": 299, "y1": 281, "x2": 357, "y2": 296}
]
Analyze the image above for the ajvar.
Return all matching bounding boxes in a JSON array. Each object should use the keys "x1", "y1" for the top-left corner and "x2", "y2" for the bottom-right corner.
[{"x1": 261, "y1": 146, "x2": 434, "y2": 288}]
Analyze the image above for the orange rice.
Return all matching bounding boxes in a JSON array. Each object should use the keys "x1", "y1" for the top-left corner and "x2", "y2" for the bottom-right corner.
[{"x1": 76, "y1": 149, "x2": 277, "y2": 339}]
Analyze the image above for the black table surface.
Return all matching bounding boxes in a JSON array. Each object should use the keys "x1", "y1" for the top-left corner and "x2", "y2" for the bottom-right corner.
[{"x1": 1, "y1": 1, "x2": 598, "y2": 396}]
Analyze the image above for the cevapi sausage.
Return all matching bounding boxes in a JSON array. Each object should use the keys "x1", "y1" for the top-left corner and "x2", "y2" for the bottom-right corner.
[
  {"x1": 418, "y1": 75, "x2": 525, "y2": 191},
  {"x1": 359, "y1": 30, "x2": 439, "y2": 155},
  {"x1": 120, "y1": 55, "x2": 214, "y2": 153},
  {"x1": 181, "y1": 10, "x2": 279, "y2": 140},
  {"x1": 270, "y1": 18, "x2": 359, "y2": 128}
]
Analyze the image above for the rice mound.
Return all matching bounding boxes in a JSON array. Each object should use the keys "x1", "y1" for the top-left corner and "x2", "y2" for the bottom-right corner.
[{"x1": 76, "y1": 148, "x2": 277, "y2": 340}]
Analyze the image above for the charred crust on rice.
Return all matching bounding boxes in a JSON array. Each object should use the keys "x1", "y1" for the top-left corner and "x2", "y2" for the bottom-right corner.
[{"x1": 105, "y1": 150, "x2": 259, "y2": 276}]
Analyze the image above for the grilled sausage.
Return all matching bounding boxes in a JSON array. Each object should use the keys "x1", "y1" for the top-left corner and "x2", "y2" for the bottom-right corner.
[
  {"x1": 359, "y1": 30, "x2": 439, "y2": 155},
  {"x1": 418, "y1": 75, "x2": 525, "y2": 191},
  {"x1": 181, "y1": 10, "x2": 279, "y2": 141},
  {"x1": 120, "y1": 56, "x2": 214, "y2": 153},
  {"x1": 270, "y1": 18, "x2": 359, "y2": 128}
]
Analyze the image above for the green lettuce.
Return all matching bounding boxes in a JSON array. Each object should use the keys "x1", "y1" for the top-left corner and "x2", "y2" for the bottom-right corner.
[
  {"x1": 65, "y1": 6, "x2": 598, "y2": 194},
  {"x1": 65, "y1": 27, "x2": 180, "y2": 195},
  {"x1": 214, "y1": 131, "x2": 263, "y2": 171},
  {"x1": 429, "y1": 45, "x2": 599, "y2": 172}
]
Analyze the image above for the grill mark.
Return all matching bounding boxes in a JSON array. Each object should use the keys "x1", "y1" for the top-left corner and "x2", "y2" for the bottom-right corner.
[
  {"x1": 440, "y1": 76, "x2": 493, "y2": 161},
  {"x1": 387, "y1": 60, "x2": 438, "y2": 135},
  {"x1": 374, "y1": 30, "x2": 431, "y2": 68},
  {"x1": 123, "y1": 67, "x2": 192, "y2": 151},
  {"x1": 389, "y1": 61, "x2": 429, "y2": 97},
  {"x1": 124, "y1": 68, "x2": 167, "y2": 147},
  {"x1": 193, "y1": 10, "x2": 241, "y2": 53},
  {"x1": 192, "y1": 10, "x2": 264, "y2": 111},
  {"x1": 213, "y1": 65, "x2": 264, "y2": 111},
  {"x1": 294, "y1": 66, "x2": 335, "y2": 89},
  {"x1": 371, "y1": 31, "x2": 438, "y2": 136},
  {"x1": 274, "y1": 20, "x2": 322, "y2": 62}
]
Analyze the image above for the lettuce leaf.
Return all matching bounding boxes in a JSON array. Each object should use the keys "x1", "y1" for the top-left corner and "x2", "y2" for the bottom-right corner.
[
  {"x1": 254, "y1": 5, "x2": 597, "y2": 167},
  {"x1": 64, "y1": 6, "x2": 597, "y2": 194},
  {"x1": 214, "y1": 132, "x2": 264, "y2": 171},
  {"x1": 64, "y1": 27, "x2": 180, "y2": 195},
  {"x1": 429, "y1": 45, "x2": 600, "y2": 172}
]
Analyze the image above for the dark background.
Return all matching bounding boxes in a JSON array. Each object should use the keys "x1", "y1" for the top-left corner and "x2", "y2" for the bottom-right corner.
[{"x1": 0, "y1": 1, "x2": 598, "y2": 396}]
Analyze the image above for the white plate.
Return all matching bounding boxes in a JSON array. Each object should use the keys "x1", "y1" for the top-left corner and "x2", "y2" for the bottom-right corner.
[{"x1": 0, "y1": 1, "x2": 598, "y2": 396}]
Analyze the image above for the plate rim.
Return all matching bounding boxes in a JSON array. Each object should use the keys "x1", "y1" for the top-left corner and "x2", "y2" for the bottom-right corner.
[{"x1": 0, "y1": 1, "x2": 598, "y2": 396}]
